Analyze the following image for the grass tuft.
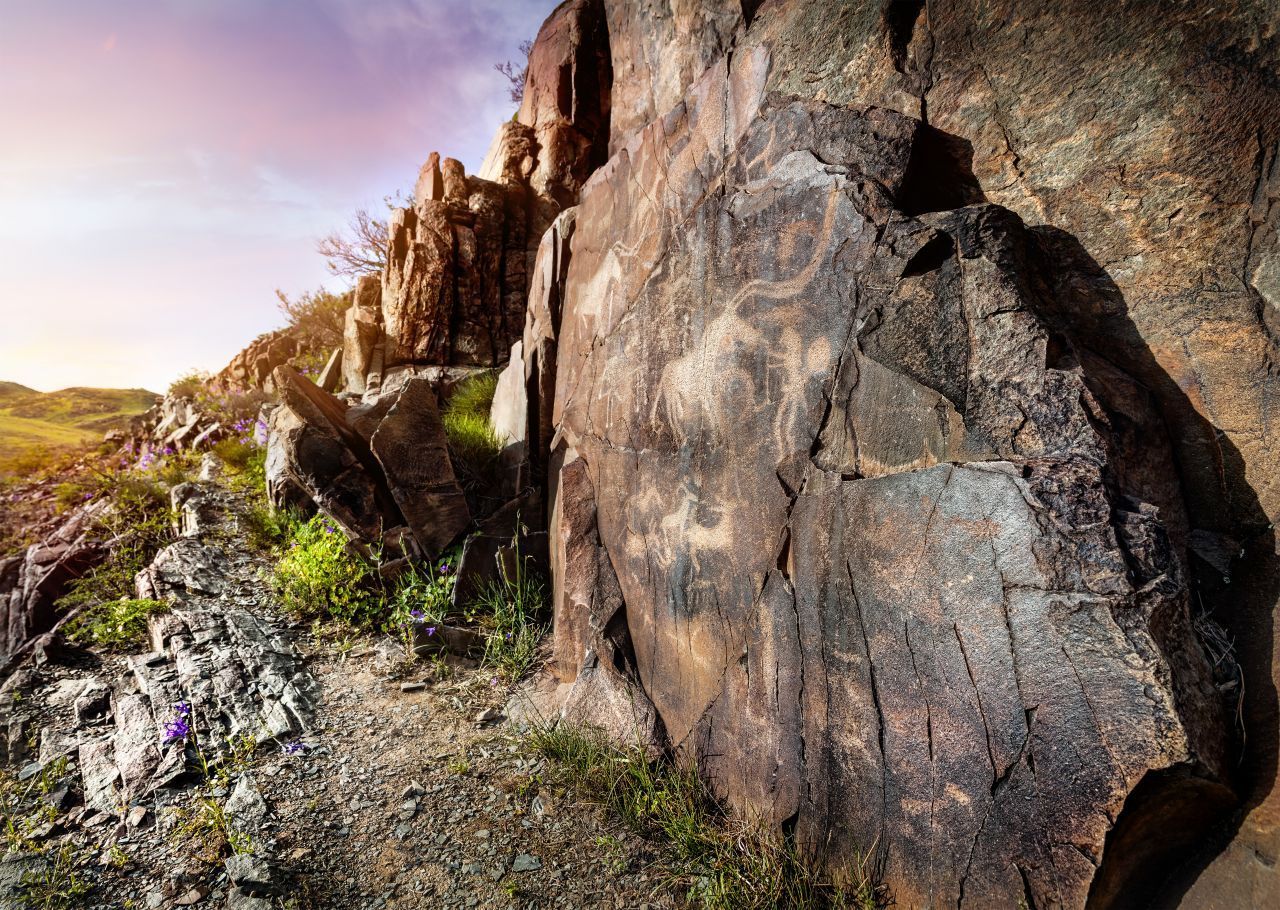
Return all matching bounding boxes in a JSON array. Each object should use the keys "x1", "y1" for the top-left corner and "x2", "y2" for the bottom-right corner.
[
  {"x1": 442, "y1": 372, "x2": 502, "y2": 491},
  {"x1": 17, "y1": 845, "x2": 91, "y2": 910},
  {"x1": 475, "y1": 545, "x2": 548, "y2": 682},
  {"x1": 529, "y1": 724, "x2": 883, "y2": 910},
  {"x1": 66, "y1": 597, "x2": 169, "y2": 650}
]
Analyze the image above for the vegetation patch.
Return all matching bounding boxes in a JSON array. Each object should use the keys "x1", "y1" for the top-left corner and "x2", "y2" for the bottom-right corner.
[
  {"x1": 65, "y1": 597, "x2": 169, "y2": 650},
  {"x1": 529, "y1": 725, "x2": 882, "y2": 910},
  {"x1": 476, "y1": 549, "x2": 549, "y2": 682},
  {"x1": 16, "y1": 845, "x2": 91, "y2": 910},
  {"x1": 270, "y1": 514, "x2": 384, "y2": 628},
  {"x1": 442, "y1": 372, "x2": 503, "y2": 492},
  {"x1": 56, "y1": 470, "x2": 174, "y2": 615}
]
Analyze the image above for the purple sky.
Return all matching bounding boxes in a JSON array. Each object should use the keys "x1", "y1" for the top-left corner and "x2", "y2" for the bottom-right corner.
[{"x1": 0, "y1": 0, "x2": 555, "y2": 392}]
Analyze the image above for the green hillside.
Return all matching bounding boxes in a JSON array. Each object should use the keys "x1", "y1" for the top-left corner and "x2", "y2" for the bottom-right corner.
[{"x1": 0, "y1": 384, "x2": 158, "y2": 465}]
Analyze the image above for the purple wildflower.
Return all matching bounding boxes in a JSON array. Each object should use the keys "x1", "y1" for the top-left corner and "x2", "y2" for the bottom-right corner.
[
  {"x1": 425, "y1": 626, "x2": 437, "y2": 637},
  {"x1": 162, "y1": 716, "x2": 190, "y2": 743},
  {"x1": 437, "y1": 562, "x2": 454, "y2": 576},
  {"x1": 281, "y1": 740, "x2": 308, "y2": 756},
  {"x1": 409, "y1": 609, "x2": 426, "y2": 623},
  {"x1": 174, "y1": 700, "x2": 191, "y2": 717}
]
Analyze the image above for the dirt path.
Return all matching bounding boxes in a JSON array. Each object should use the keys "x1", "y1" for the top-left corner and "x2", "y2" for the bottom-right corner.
[{"x1": 1, "y1": 474, "x2": 675, "y2": 910}]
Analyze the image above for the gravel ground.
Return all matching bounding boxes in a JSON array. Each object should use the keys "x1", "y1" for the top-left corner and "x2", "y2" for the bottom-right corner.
[{"x1": 1, "y1": 477, "x2": 679, "y2": 910}]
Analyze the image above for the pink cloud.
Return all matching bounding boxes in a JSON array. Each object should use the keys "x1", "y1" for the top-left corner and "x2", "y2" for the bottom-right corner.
[{"x1": 0, "y1": 0, "x2": 555, "y2": 391}]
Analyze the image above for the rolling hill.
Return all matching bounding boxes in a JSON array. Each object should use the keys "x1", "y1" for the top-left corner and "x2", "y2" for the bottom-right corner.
[{"x1": 0, "y1": 384, "x2": 158, "y2": 463}]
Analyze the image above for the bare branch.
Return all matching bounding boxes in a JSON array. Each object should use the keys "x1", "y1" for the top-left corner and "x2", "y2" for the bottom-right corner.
[
  {"x1": 495, "y1": 39, "x2": 534, "y2": 105},
  {"x1": 316, "y1": 207, "x2": 389, "y2": 279}
]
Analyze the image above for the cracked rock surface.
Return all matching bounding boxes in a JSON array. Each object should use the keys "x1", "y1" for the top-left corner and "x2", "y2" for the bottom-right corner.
[{"x1": 545, "y1": 33, "x2": 1234, "y2": 910}]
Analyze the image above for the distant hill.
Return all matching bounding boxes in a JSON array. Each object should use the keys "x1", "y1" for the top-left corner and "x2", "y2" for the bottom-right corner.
[
  {"x1": 0, "y1": 384, "x2": 158, "y2": 464},
  {"x1": 0, "y1": 381, "x2": 36, "y2": 403}
]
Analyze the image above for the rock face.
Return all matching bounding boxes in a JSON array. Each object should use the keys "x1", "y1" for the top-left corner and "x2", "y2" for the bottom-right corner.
[
  {"x1": 206, "y1": 0, "x2": 1280, "y2": 906},
  {"x1": 516, "y1": 8, "x2": 1273, "y2": 904}
]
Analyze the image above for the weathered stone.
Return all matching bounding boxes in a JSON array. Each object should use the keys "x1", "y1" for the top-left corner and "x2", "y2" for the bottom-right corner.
[
  {"x1": 451, "y1": 490, "x2": 544, "y2": 610},
  {"x1": 226, "y1": 774, "x2": 269, "y2": 830},
  {"x1": 548, "y1": 42, "x2": 1232, "y2": 908},
  {"x1": 341, "y1": 275, "x2": 382, "y2": 395},
  {"x1": 602, "y1": 0, "x2": 743, "y2": 154},
  {"x1": 316, "y1": 348, "x2": 342, "y2": 392},
  {"x1": 225, "y1": 854, "x2": 276, "y2": 896},
  {"x1": 413, "y1": 151, "x2": 445, "y2": 207},
  {"x1": 136, "y1": 539, "x2": 226, "y2": 600},
  {"x1": 268, "y1": 366, "x2": 389, "y2": 542},
  {"x1": 171, "y1": 483, "x2": 218, "y2": 538},
  {"x1": 213, "y1": 327, "x2": 299, "y2": 391},
  {"x1": 368, "y1": 377, "x2": 470, "y2": 559},
  {"x1": 1, "y1": 501, "x2": 108, "y2": 662},
  {"x1": 491, "y1": 206, "x2": 578, "y2": 494}
]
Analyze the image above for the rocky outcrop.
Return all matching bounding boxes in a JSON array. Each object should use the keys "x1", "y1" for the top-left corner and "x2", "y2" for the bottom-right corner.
[
  {"x1": 9, "y1": 483, "x2": 316, "y2": 819},
  {"x1": 331, "y1": 0, "x2": 612, "y2": 397},
  {"x1": 0, "y1": 501, "x2": 108, "y2": 664},
  {"x1": 266, "y1": 366, "x2": 469, "y2": 560},
  {"x1": 520, "y1": 21, "x2": 1254, "y2": 908},
  {"x1": 212, "y1": 328, "x2": 300, "y2": 393}
]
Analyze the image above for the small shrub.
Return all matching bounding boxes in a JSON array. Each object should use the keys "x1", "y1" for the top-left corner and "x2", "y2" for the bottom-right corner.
[
  {"x1": 271, "y1": 514, "x2": 383, "y2": 627},
  {"x1": 242, "y1": 501, "x2": 293, "y2": 552},
  {"x1": 53, "y1": 479, "x2": 93, "y2": 513},
  {"x1": 57, "y1": 471, "x2": 173, "y2": 614},
  {"x1": 212, "y1": 436, "x2": 257, "y2": 473},
  {"x1": 386, "y1": 554, "x2": 459, "y2": 655},
  {"x1": 168, "y1": 370, "x2": 209, "y2": 399},
  {"x1": 66, "y1": 597, "x2": 168, "y2": 650},
  {"x1": 475, "y1": 546, "x2": 548, "y2": 682},
  {"x1": 442, "y1": 372, "x2": 502, "y2": 491},
  {"x1": 529, "y1": 725, "x2": 882, "y2": 910},
  {"x1": 170, "y1": 794, "x2": 250, "y2": 865},
  {"x1": 275, "y1": 288, "x2": 349, "y2": 358}
]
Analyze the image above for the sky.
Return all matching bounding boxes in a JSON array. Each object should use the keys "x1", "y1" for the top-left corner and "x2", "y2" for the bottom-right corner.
[{"x1": 0, "y1": 0, "x2": 555, "y2": 393}]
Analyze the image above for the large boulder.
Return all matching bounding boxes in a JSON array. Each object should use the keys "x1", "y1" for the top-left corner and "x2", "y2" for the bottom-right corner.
[
  {"x1": 369, "y1": 377, "x2": 470, "y2": 559},
  {"x1": 546, "y1": 41, "x2": 1233, "y2": 909},
  {"x1": 266, "y1": 367, "x2": 470, "y2": 560}
]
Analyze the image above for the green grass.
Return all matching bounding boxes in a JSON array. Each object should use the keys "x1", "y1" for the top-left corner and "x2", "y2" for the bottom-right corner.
[
  {"x1": 16, "y1": 845, "x2": 91, "y2": 910},
  {"x1": 442, "y1": 372, "x2": 502, "y2": 490},
  {"x1": 529, "y1": 725, "x2": 882, "y2": 910},
  {"x1": 65, "y1": 598, "x2": 169, "y2": 650},
  {"x1": 270, "y1": 513, "x2": 384, "y2": 627},
  {"x1": 0, "y1": 384, "x2": 156, "y2": 472},
  {"x1": 476, "y1": 546, "x2": 549, "y2": 681},
  {"x1": 0, "y1": 413, "x2": 96, "y2": 461}
]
